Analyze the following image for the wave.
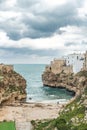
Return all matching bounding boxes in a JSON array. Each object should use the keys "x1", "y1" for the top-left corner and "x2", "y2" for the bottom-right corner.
[{"x1": 26, "y1": 98, "x2": 68, "y2": 104}]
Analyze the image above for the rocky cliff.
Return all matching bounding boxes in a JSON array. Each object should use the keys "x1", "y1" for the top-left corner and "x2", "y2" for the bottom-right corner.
[
  {"x1": 0, "y1": 65, "x2": 26, "y2": 105},
  {"x1": 42, "y1": 70, "x2": 87, "y2": 100},
  {"x1": 33, "y1": 70, "x2": 87, "y2": 129}
]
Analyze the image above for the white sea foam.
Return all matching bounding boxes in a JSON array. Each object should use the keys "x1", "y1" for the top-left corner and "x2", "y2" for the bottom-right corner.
[{"x1": 26, "y1": 99, "x2": 68, "y2": 104}]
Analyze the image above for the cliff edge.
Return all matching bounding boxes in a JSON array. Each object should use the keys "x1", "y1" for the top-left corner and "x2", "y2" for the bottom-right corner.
[
  {"x1": 0, "y1": 64, "x2": 26, "y2": 105},
  {"x1": 32, "y1": 69, "x2": 87, "y2": 129},
  {"x1": 42, "y1": 71, "x2": 81, "y2": 99}
]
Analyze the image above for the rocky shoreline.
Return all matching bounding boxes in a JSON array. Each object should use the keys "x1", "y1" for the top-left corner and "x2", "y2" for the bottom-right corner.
[
  {"x1": 0, "y1": 64, "x2": 26, "y2": 105},
  {"x1": 0, "y1": 63, "x2": 87, "y2": 130},
  {"x1": 42, "y1": 70, "x2": 85, "y2": 102},
  {"x1": 34, "y1": 68, "x2": 87, "y2": 129}
]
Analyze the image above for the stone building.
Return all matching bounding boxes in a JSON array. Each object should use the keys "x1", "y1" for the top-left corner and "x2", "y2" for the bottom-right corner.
[{"x1": 45, "y1": 59, "x2": 73, "y2": 74}]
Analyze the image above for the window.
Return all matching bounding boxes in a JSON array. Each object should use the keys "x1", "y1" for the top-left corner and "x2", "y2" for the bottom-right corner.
[{"x1": 77, "y1": 56, "x2": 78, "y2": 60}]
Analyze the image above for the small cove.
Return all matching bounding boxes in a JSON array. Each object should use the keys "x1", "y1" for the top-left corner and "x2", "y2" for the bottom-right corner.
[{"x1": 14, "y1": 64, "x2": 74, "y2": 103}]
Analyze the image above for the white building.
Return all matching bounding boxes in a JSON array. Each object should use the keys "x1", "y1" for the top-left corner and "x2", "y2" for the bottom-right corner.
[{"x1": 63, "y1": 53, "x2": 84, "y2": 73}]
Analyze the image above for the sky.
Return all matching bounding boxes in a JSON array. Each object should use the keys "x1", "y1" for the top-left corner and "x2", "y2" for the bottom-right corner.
[{"x1": 0, "y1": 0, "x2": 87, "y2": 64}]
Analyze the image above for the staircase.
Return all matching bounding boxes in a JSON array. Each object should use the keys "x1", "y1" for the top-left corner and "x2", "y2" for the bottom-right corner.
[{"x1": 15, "y1": 121, "x2": 33, "y2": 130}]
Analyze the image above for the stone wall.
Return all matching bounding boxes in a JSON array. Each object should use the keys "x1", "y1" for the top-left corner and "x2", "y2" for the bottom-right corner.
[
  {"x1": 50, "y1": 59, "x2": 66, "y2": 74},
  {"x1": 45, "y1": 59, "x2": 73, "y2": 74},
  {"x1": 63, "y1": 65, "x2": 73, "y2": 74}
]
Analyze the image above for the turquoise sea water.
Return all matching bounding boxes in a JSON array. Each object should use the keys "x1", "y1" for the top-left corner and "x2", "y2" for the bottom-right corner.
[{"x1": 14, "y1": 64, "x2": 74, "y2": 103}]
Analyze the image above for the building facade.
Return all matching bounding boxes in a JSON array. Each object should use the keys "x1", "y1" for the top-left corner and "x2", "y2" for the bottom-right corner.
[
  {"x1": 83, "y1": 51, "x2": 87, "y2": 70},
  {"x1": 63, "y1": 53, "x2": 84, "y2": 73},
  {"x1": 45, "y1": 59, "x2": 73, "y2": 74}
]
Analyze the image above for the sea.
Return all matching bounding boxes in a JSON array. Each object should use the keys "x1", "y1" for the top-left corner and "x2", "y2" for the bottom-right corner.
[{"x1": 14, "y1": 64, "x2": 74, "y2": 103}]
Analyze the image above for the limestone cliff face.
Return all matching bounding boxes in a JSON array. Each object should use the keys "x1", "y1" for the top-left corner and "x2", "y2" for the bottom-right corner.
[
  {"x1": 42, "y1": 70, "x2": 87, "y2": 102},
  {"x1": 42, "y1": 69, "x2": 87, "y2": 127},
  {"x1": 0, "y1": 65, "x2": 26, "y2": 105},
  {"x1": 32, "y1": 66, "x2": 87, "y2": 129},
  {"x1": 33, "y1": 70, "x2": 87, "y2": 129}
]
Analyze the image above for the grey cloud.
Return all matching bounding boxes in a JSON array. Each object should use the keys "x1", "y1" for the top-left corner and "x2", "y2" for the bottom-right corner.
[
  {"x1": 65, "y1": 42, "x2": 75, "y2": 47},
  {"x1": 21, "y1": 1, "x2": 87, "y2": 38},
  {"x1": 0, "y1": 46, "x2": 67, "y2": 64},
  {"x1": 0, "y1": 1, "x2": 11, "y2": 11},
  {"x1": 0, "y1": 0, "x2": 87, "y2": 64},
  {"x1": 20, "y1": 2, "x2": 79, "y2": 39},
  {"x1": 0, "y1": 0, "x2": 5, "y2": 3},
  {"x1": 65, "y1": 42, "x2": 78, "y2": 47},
  {"x1": 0, "y1": 16, "x2": 24, "y2": 40},
  {"x1": 17, "y1": 0, "x2": 39, "y2": 8},
  {"x1": 81, "y1": 41, "x2": 87, "y2": 45},
  {"x1": 0, "y1": 47, "x2": 63, "y2": 57},
  {"x1": 65, "y1": 41, "x2": 87, "y2": 47},
  {"x1": 0, "y1": 0, "x2": 85, "y2": 40}
]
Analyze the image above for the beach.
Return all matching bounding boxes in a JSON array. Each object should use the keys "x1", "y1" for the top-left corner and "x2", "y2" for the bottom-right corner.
[{"x1": 0, "y1": 102, "x2": 64, "y2": 122}]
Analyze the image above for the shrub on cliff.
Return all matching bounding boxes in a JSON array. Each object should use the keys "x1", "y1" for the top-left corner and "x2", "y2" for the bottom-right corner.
[
  {"x1": 32, "y1": 99, "x2": 86, "y2": 130},
  {"x1": 77, "y1": 71, "x2": 87, "y2": 77}
]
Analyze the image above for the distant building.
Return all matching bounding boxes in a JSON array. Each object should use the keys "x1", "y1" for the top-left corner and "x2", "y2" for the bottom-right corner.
[
  {"x1": 83, "y1": 51, "x2": 87, "y2": 70},
  {"x1": 45, "y1": 59, "x2": 73, "y2": 74},
  {"x1": 63, "y1": 53, "x2": 84, "y2": 73}
]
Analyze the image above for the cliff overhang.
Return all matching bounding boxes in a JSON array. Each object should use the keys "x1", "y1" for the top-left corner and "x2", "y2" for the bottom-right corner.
[{"x1": 42, "y1": 70, "x2": 87, "y2": 103}]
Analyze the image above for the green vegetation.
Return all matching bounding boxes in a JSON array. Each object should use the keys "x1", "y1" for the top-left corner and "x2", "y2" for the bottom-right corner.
[
  {"x1": 77, "y1": 71, "x2": 87, "y2": 77},
  {"x1": 39, "y1": 69, "x2": 87, "y2": 130},
  {"x1": 4, "y1": 85, "x2": 24, "y2": 95},
  {"x1": 0, "y1": 76, "x2": 3, "y2": 81},
  {"x1": 0, "y1": 121, "x2": 16, "y2": 130},
  {"x1": 84, "y1": 86, "x2": 87, "y2": 95},
  {"x1": 71, "y1": 124, "x2": 87, "y2": 130},
  {"x1": 31, "y1": 94, "x2": 86, "y2": 130},
  {"x1": 60, "y1": 105, "x2": 85, "y2": 122}
]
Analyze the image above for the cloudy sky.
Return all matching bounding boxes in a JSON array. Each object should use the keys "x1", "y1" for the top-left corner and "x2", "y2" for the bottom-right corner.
[{"x1": 0, "y1": 0, "x2": 87, "y2": 64}]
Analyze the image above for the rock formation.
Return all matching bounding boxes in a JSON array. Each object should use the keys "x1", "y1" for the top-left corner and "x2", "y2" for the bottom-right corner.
[
  {"x1": 38, "y1": 67, "x2": 87, "y2": 129},
  {"x1": 0, "y1": 64, "x2": 26, "y2": 105},
  {"x1": 32, "y1": 66, "x2": 87, "y2": 129},
  {"x1": 42, "y1": 69, "x2": 87, "y2": 101}
]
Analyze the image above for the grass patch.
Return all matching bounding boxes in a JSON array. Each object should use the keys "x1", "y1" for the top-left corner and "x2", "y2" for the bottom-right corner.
[
  {"x1": 32, "y1": 97, "x2": 86, "y2": 130},
  {"x1": 0, "y1": 121, "x2": 16, "y2": 130},
  {"x1": 60, "y1": 105, "x2": 85, "y2": 122},
  {"x1": 72, "y1": 123, "x2": 87, "y2": 130}
]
